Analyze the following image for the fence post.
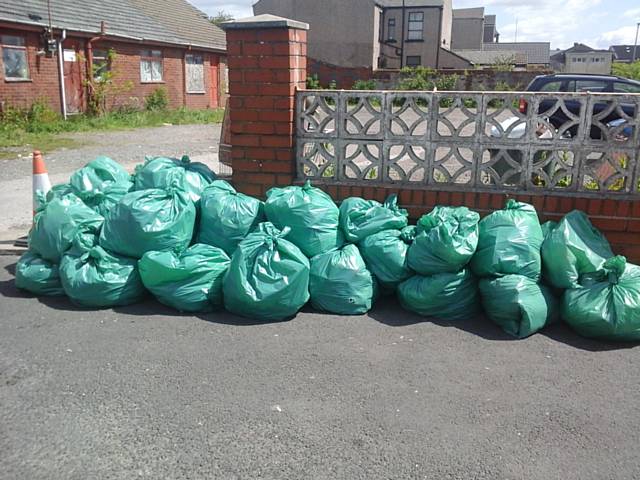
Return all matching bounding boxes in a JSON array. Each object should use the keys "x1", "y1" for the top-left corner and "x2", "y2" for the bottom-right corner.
[{"x1": 221, "y1": 15, "x2": 309, "y2": 197}]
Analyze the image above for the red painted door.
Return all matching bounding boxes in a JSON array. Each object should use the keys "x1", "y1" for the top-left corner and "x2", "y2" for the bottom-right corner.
[
  {"x1": 63, "y1": 39, "x2": 83, "y2": 114},
  {"x1": 210, "y1": 55, "x2": 219, "y2": 108}
]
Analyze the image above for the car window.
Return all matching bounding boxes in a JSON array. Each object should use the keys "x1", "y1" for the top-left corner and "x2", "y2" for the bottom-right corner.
[
  {"x1": 614, "y1": 82, "x2": 640, "y2": 94},
  {"x1": 568, "y1": 80, "x2": 609, "y2": 92},
  {"x1": 539, "y1": 81, "x2": 563, "y2": 92}
]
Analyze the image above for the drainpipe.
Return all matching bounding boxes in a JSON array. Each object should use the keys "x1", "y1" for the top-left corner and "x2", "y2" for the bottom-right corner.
[
  {"x1": 435, "y1": 6, "x2": 442, "y2": 69},
  {"x1": 57, "y1": 29, "x2": 67, "y2": 119},
  {"x1": 399, "y1": 0, "x2": 405, "y2": 68}
]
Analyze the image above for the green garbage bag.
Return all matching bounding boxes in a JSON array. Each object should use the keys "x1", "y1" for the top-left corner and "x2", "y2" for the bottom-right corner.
[
  {"x1": 99, "y1": 183, "x2": 196, "y2": 259},
  {"x1": 29, "y1": 192, "x2": 104, "y2": 263},
  {"x1": 408, "y1": 206, "x2": 480, "y2": 275},
  {"x1": 198, "y1": 180, "x2": 265, "y2": 255},
  {"x1": 70, "y1": 156, "x2": 131, "y2": 195},
  {"x1": 358, "y1": 226, "x2": 415, "y2": 291},
  {"x1": 479, "y1": 275, "x2": 559, "y2": 339},
  {"x1": 223, "y1": 222, "x2": 310, "y2": 321},
  {"x1": 339, "y1": 194, "x2": 409, "y2": 243},
  {"x1": 83, "y1": 182, "x2": 133, "y2": 217},
  {"x1": 541, "y1": 220, "x2": 557, "y2": 240},
  {"x1": 562, "y1": 256, "x2": 640, "y2": 341},
  {"x1": 60, "y1": 243, "x2": 146, "y2": 308},
  {"x1": 133, "y1": 155, "x2": 216, "y2": 202},
  {"x1": 264, "y1": 180, "x2": 341, "y2": 258},
  {"x1": 139, "y1": 244, "x2": 230, "y2": 312},
  {"x1": 470, "y1": 200, "x2": 543, "y2": 280},
  {"x1": 309, "y1": 244, "x2": 376, "y2": 315},
  {"x1": 397, "y1": 269, "x2": 480, "y2": 321},
  {"x1": 15, "y1": 250, "x2": 65, "y2": 296},
  {"x1": 46, "y1": 183, "x2": 74, "y2": 201},
  {"x1": 541, "y1": 210, "x2": 614, "y2": 290}
]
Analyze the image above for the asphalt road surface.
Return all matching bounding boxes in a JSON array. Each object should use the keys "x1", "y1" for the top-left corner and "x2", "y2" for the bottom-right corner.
[{"x1": 2, "y1": 255, "x2": 640, "y2": 479}]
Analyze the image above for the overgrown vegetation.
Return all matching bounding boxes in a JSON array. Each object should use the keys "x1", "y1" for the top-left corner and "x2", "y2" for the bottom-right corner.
[
  {"x1": 352, "y1": 79, "x2": 377, "y2": 90},
  {"x1": 612, "y1": 60, "x2": 640, "y2": 81},
  {"x1": 84, "y1": 49, "x2": 134, "y2": 116},
  {"x1": 209, "y1": 10, "x2": 235, "y2": 25},
  {"x1": 397, "y1": 66, "x2": 458, "y2": 91},
  {"x1": 0, "y1": 99, "x2": 224, "y2": 157},
  {"x1": 144, "y1": 87, "x2": 169, "y2": 111}
]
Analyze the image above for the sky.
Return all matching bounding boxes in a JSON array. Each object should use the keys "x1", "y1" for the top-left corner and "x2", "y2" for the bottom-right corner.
[{"x1": 191, "y1": 0, "x2": 640, "y2": 50}]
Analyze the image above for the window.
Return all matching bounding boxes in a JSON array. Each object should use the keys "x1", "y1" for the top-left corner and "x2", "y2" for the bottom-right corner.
[
  {"x1": 387, "y1": 18, "x2": 396, "y2": 41},
  {"x1": 540, "y1": 81, "x2": 563, "y2": 92},
  {"x1": 185, "y1": 54, "x2": 205, "y2": 93},
  {"x1": 406, "y1": 55, "x2": 421, "y2": 67},
  {"x1": 614, "y1": 82, "x2": 640, "y2": 93},
  {"x1": 92, "y1": 49, "x2": 110, "y2": 80},
  {"x1": 407, "y1": 12, "x2": 424, "y2": 41},
  {"x1": 568, "y1": 80, "x2": 608, "y2": 92},
  {"x1": 140, "y1": 49, "x2": 163, "y2": 82},
  {"x1": 1, "y1": 35, "x2": 29, "y2": 80}
]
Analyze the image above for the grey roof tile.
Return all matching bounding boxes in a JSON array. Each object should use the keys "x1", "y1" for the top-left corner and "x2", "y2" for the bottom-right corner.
[{"x1": 0, "y1": 0, "x2": 225, "y2": 51}]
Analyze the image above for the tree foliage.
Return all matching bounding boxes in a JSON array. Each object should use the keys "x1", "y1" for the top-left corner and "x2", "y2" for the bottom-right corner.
[
  {"x1": 612, "y1": 60, "x2": 640, "y2": 81},
  {"x1": 209, "y1": 10, "x2": 235, "y2": 26}
]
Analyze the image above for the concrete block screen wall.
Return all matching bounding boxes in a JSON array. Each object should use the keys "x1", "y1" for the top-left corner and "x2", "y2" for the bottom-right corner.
[{"x1": 221, "y1": 16, "x2": 640, "y2": 263}]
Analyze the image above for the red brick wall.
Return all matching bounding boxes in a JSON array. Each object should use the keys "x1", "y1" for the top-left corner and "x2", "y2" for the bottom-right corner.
[
  {"x1": 300, "y1": 184, "x2": 640, "y2": 263},
  {"x1": 0, "y1": 28, "x2": 62, "y2": 112},
  {"x1": 308, "y1": 57, "x2": 373, "y2": 89},
  {"x1": 226, "y1": 25, "x2": 307, "y2": 197},
  {"x1": 0, "y1": 26, "x2": 224, "y2": 113}
]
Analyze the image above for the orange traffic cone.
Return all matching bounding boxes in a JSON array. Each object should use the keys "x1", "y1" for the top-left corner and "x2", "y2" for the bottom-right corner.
[{"x1": 32, "y1": 150, "x2": 52, "y2": 214}]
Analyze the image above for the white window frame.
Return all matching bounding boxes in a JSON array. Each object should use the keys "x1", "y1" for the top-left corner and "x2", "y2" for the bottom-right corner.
[
  {"x1": 185, "y1": 53, "x2": 205, "y2": 94},
  {"x1": 140, "y1": 49, "x2": 163, "y2": 83},
  {"x1": 1, "y1": 34, "x2": 30, "y2": 81}
]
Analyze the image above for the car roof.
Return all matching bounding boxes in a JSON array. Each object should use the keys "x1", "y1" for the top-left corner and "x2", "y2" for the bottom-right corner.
[{"x1": 533, "y1": 73, "x2": 640, "y2": 85}]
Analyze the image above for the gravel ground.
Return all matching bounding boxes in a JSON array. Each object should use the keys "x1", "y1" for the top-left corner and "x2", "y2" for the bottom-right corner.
[
  {"x1": 0, "y1": 124, "x2": 225, "y2": 240},
  {"x1": 1, "y1": 256, "x2": 639, "y2": 480}
]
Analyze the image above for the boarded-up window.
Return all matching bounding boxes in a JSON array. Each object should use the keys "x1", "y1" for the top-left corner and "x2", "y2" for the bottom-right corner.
[
  {"x1": 140, "y1": 49, "x2": 163, "y2": 82},
  {"x1": 186, "y1": 54, "x2": 205, "y2": 93},
  {"x1": 2, "y1": 35, "x2": 29, "y2": 80}
]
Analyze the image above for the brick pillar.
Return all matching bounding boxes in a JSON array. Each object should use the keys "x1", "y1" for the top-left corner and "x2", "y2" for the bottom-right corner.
[{"x1": 222, "y1": 15, "x2": 308, "y2": 197}]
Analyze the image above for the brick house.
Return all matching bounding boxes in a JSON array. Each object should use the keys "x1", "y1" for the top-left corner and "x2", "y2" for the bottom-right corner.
[{"x1": 0, "y1": 0, "x2": 227, "y2": 116}]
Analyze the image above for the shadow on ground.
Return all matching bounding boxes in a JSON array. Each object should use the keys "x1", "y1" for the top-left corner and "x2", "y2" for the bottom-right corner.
[{"x1": 2, "y1": 260, "x2": 638, "y2": 351}]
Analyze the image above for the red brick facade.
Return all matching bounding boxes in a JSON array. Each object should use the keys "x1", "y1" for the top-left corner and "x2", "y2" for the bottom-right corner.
[
  {"x1": 0, "y1": 25, "x2": 226, "y2": 113},
  {"x1": 226, "y1": 24, "x2": 307, "y2": 196}
]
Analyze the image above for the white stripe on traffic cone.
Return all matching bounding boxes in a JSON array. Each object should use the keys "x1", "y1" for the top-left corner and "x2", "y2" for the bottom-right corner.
[{"x1": 32, "y1": 150, "x2": 52, "y2": 214}]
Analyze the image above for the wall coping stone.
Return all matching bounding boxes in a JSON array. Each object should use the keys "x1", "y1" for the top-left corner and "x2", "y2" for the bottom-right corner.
[{"x1": 221, "y1": 14, "x2": 309, "y2": 31}]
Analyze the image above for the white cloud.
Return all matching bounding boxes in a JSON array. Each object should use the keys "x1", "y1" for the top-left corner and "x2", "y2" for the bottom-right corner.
[
  {"x1": 624, "y1": 7, "x2": 640, "y2": 19},
  {"x1": 596, "y1": 25, "x2": 640, "y2": 48}
]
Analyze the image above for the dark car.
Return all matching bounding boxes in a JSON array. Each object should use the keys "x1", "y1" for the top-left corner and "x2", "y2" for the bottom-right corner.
[{"x1": 521, "y1": 74, "x2": 639, "y2": 138}]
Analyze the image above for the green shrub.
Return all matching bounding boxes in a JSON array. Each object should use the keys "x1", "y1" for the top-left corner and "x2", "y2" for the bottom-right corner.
[
  {"x1": 145, "y1": 87, "x2": 169, "y2": 111},
  {"x1": 352, "y1": 79, "x2": 377, "y2": 90},
  {"x1": 306, "y1": 74, "x2": 322, "y2": 89}
]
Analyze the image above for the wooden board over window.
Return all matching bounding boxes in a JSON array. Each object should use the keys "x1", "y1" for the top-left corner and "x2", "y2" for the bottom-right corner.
[{"x1": 186, "y1": 54, "x2": 205, "y2": 93}]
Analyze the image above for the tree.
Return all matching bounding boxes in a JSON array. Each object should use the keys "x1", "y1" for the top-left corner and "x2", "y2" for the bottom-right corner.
[
  {"x1": 612, "y1": 60, "x2": 640, "y2": 81},
  {"x1": 209, "y1": 10, "x2": 234, "y2": 26}
]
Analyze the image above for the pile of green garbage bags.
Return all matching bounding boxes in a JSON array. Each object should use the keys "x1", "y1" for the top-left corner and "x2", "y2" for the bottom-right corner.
[{"x1": 14, "y1": 156, "x2": 640, "y2": 341}]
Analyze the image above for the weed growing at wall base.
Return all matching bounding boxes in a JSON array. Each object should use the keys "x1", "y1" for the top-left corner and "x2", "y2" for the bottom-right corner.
[{"x1": 0, "y1": 100, "x2": 224, "y2": 157}]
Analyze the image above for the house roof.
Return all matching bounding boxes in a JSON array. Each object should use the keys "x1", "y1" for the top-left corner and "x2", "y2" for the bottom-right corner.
[
  {"x1": 482, "y1": 42, "x2": 551, "y2": 64},
  {"x1": 610, "y1": 45, "x2": 640, "y2": 62},
  {"x1": 375, "y1": 0, "x2": 444, "y2": 8},
  {"x1": 551, "y1": 43, "x2": 612, "y2": 63},
  {"x1": 452, "y1": 7, "x2": 485, "y2": 19},
  {"x1": 455, "y1": 49, "x2": 526, "y2": 65},
  {"x1": 0, "y1": 0, "x2": 226, "y2": 51}
]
